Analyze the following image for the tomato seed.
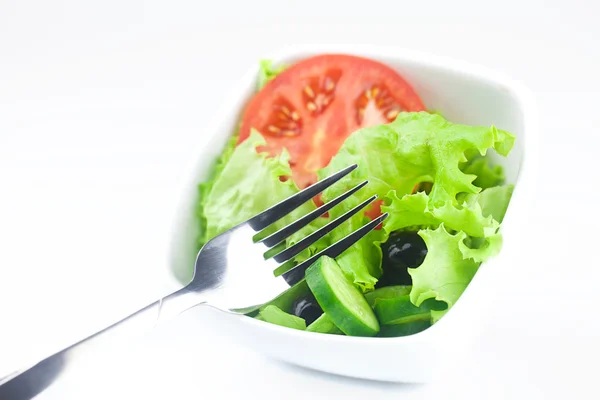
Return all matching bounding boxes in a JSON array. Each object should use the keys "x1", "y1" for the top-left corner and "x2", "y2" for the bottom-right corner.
[{"x1": 304, "y1": 86, "x2": 315, "y2": 98}]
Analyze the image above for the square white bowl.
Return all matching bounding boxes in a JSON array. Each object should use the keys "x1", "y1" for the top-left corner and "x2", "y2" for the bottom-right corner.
[{"x1": 163, "y1": 45, "x2": 538, "y2": 383}]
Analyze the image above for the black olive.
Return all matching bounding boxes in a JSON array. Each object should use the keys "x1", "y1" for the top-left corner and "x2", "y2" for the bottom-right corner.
[
  {"x1": 291, "y1": 293, "x2": 323, "y2": 325},
  {"x1": 283, "y1": 266, "x2": 305, "y2": 286},
  {"x1": 378, "y1": 231, "x2": 428, "y2": 287}
]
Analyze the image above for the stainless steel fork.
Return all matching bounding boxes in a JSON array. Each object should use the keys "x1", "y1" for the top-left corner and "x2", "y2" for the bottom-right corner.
[{"x1": 0, "y1": 163, "x2": 388, "y2": 399}]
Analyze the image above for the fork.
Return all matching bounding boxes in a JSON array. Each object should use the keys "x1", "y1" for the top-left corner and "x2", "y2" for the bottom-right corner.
[{"x1": 0, "y1": 163, "x2": 388, "y2": 399}]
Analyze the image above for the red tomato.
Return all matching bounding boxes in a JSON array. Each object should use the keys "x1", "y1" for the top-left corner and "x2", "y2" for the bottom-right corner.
[{"x1": 239, "y1": 54, "x2": 426, "y2": 220}]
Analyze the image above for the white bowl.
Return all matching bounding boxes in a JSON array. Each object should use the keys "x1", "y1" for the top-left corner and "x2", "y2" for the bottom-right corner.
[{"x1": 163, "y1": 45, "x2": 538, "y2": 383}]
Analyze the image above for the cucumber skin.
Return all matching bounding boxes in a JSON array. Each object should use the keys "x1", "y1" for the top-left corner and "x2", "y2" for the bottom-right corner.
[
  {"x1": 306, "y1": 313, "x2": 344, "y2": 335},
  {"x1": 364, "y1": 286, "x2": 446, "y2": 337},
  {"x1": 247, "y1": 280, "x2": 310, "y2": 318},
  {"x1": 377, "y1": 319, "x2": 431, "y2": 337},
  {"x1": 306, "y1": 258, "x2": 380, "y2": 337},
  {"x1": 373, "y1": 296, "x2": 447, "y2": 325},
  {"x1": 257, "y1": 305, "x2": 307, "y2": 330},
  {"x1": 364, "y1": 285, "x2": 412, "y2": 307}
]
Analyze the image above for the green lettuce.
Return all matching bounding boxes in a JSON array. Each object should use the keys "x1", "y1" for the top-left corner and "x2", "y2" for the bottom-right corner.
[
  {"x1": 198, "y1": 129, "x2": 326, "y2": 271},
  {"x1": 466, "y1": 158, "x2": 505, "y2": 189},
  {"x1": 256, "y1": 59, "x2": 287, "y2": 90},
  {"x1": 382, "y1": 191, "x2": 498, "y2": 237},
  {"x1": 196, "y1": 133, "x2": 239, "y2": 248},
  {"x1": 461, "y1": 149, "x2": 506, "y2": 189},
  {"x1": 409, "y1": 224, "x2": 481, "y2": 322},
  {"x1": 196, "y1": 60, "x2": 287, "y2": 248},
  {"x1": 314, "y1": 202, "x2": 385, "y2": 290},
  {"x1": 383, "y1": 188, "x2": 507, "y2": 258},
  {"x1": 318, "y1": 112, "x2": 515, "y2": 294},
  {"x1": 320, "y1": 112, "x2": 514, "y2": 208},
  {"x1": 381, "y1": 186, "x2": 513, "y2": 323},
  {"x1": 202, "y1": 130, "x2": 315, "y2": 241},
  {"x1": 469, "y1": 184, "x2": 514, "y2": 223},
  {"x1": 381, "y1": 185, "x2": 514, "y2": 323},
  {"x1": 285, "y1": 215, "x2": 330, "y2": 265}
]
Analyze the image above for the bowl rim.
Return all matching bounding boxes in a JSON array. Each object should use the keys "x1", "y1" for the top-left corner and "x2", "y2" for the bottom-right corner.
[{"x1": 164, "y1": 44, "x2": 539, "y2": 344}]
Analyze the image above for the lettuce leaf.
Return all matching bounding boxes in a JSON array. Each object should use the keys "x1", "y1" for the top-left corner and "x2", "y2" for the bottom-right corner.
[
  {"x1": 317, "y1": 112, "x2": 515, "y2": 291},
  {"x1": 316, "y1": 198, "x2": 386, "y2": 290},
  {"x1": 470, "y1": 184, "x2": 514, "y2": 223},
  {"x1": 197, "y1": 58, "x2": 289, "y2": 248},
  {"x1": 455, "y1": 184, "x2": 514, "y2": 263},
  {"x1": 384, "y1": 185, "x2": 513, "y2": 320},
  {"x1": 256, "y1": 59, "x2": 287, "y2": 91},
  {"x1": 463, "y1": 156, "x2": 505, "y2": 189},
  {"x1": 199, "y1": 129, "x2": 326, "y2": 272},
  {"x1": 406, "y1": 185, "x2": 514, "y2": 321},
  {"x1": 331, "y1": 222, "x2": 385, "y2": 290},
  {"x1": 196, "y1": 132, "x2": 239, "y2": 248},
  {"x1": 382, "y1": 191, "x2": 499, "y2": 237},
  {"x1": 409, "y1": 225, "x2": 481, "y2": 322},
  {"x1": 203, "y1": 130, "x2": 315, "y2": 240},
  {"x1": 197, "y1": 59, "x2": 287, "y2": 247},
  {"x1": 460, "y1": 148, "x2": 506, "y2": 190},
  {"x1": 285, "y1": 215, "x2": 330, "y2": 264},
  {"x1": 320, "y1": 112, "x2": 514, "y2": 208},
  {"x1": 380, "y1": 192, "x2": 439, "y2": 231}
]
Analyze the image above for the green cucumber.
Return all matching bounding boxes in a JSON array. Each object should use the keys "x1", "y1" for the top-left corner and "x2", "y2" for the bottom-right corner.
[
  {"x1": 306, "y1": 313, "x2": 344, "y2": 335},
  {"x1": 364, "y1": 285, "x2": 412, "y2": 306},
  {"x1": 378, "y1": 319, "x2": 431, "y2": 337},
  {"x1": 256, "y1": 305, "x2": 306, "y2": 330},
  {"x1": 373, "y1": 296, "x2": 446, "y2": 325},
  {"x1": 243, "y1": 279, "x2": 310, "y2": 317},
  {"x1": 260, "y1": 279, "x2": 310, "y2": 313},
  {"x1": 306, "y1": 256, "x2": 380, "y2": 337},
  {"x1": 362, "y1": 285, "x2": 446, "y2": 337}
]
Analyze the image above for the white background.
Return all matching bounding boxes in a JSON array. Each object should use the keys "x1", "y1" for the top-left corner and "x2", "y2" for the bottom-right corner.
[{"x1": 1, "y1": 0, "x2": 599, "y2": 398}]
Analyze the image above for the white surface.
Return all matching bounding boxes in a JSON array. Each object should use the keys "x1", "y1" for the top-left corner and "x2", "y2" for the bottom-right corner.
[
  {"x1": 167, "y1": 44, "x2": 536, "y2": 383},
  {"x1": 0, "y1": 0, "x2": 598, "y2": 398}
]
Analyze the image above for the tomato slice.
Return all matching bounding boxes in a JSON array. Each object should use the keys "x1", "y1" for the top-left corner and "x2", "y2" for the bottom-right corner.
[{"x1": 238, "y1": 54, "x2": 426, "y2": 219}]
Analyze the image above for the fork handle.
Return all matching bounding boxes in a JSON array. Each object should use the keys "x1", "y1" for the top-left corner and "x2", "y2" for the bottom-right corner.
[{"x1": 0, "y1": 286, "x2": 207, "y2": 400}]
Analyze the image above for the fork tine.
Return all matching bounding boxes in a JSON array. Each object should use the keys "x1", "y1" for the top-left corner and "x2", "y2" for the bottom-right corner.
[
  {"x1": 258, "y1": 180, "x2": 369, "y2": 248},
  {"x1": 269, "y1": 194, "x2": 379, "y2": 264},
  {"x1": 247, "y1": 164, "x2": 357, "y2": 231},
  {"x1": 280, "y1": 212, "x2": 389, "y2": 283}
]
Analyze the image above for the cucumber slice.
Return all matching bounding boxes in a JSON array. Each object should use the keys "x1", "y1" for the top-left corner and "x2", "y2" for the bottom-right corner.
[
  {"x1": 256, "y1": 305, "x2": 306, "y2": 330},
  {"x1": 373, "y1": 296, "x2": 446, "y2": 325},
  {"x1": 306, "y1": 313, "x2": 344, "y2": 335},
  {"x1": 247, "y1": 279, "x2": 310, "y2": 317},
  {"x1": 306, "y1": 256, "x2": 380, "y2": 337},
  {"x1": 364, "y1": 285, "x2": 412, "y2": 307},
  {"x1": 378, "y1": 319, "x2": 431, "y2": 337},
  {"x1": 364, "y1": 286, "x2": 446, "y2": 337}
]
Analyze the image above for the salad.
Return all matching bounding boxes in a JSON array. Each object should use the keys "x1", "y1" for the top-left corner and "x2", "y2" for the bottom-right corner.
[{"x1": 196, "y1": 54, "x2": 515, "y2": 337}]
